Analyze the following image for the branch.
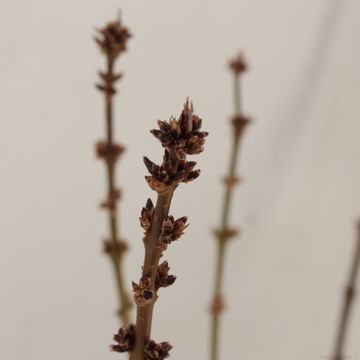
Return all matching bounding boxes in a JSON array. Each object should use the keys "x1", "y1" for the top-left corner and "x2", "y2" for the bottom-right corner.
[
  {"x1": 95, "y1": 16, "x2": 132, "y2": 324},
  {"x1": 210, "y1": 53, "x2": 251, "y2": 360},
  {"x1": 332, "y1": 221, "x2": 360, "y2": 360},
  {"x1": 110, "y1": 100, "x2": 208, "y2": 360}
]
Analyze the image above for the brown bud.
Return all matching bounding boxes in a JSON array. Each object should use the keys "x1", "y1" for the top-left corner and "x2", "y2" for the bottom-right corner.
[
  {"x1": 95, "y1": 18, "x2": 131, "y2": 60},
  {"x1": 184, "y1": 169, "x2": 201, "y2": 182},
  {"x1": 156, "y1": 261, "x2": 177, "y2": 290},
  {"x1": 145, "y1": 176, "x2": 171, "y2": 194},
  {"x1": 232, "y1": 115, "x2": 251, "y2": 137},
  {"x1": 140, "y1": 198, "x2": 155, "y2": 233},
  {"x1": 213, "y1": 227, "x2": 239, "y2": 241},
  {"x1": 96, "y1": 83, "x2": 116, "y2": 96},
  {"x1": 99, "y1": 71, "x2": 122, "y2": 84},
  {"x1": 223, "y1": 175, "x2": 240, "y2": 188},
  {"x1": 143, "y1": 156, "x2": 158, "y2": 175},
  {"x1": 132, "y1": 277, "x2": 154, "y2": 306},
  {"x1": 150, "y1": 100, "x2": 208, "y2": 158},
  {"x1": 210, "y1": 295, "x2": 225, "y2": 314},
  {"x1": 103, "y1": 239, "x2": 128, "y2": 257},
  {"x1": 96, "y1": 141, "x2": 125, "y2": 163},
  {"x1": 229, "y1": 53, "x2": 247, "y2": 75},
  {"x1": 144, "y1": 340, "x2": 172, "y2": 360},
  {"x1": 110, "y1": 324, "x2": 136, "y2": 353},
  {"x1": 158, "y1": 216, "x2": 188, "y2": 251}
]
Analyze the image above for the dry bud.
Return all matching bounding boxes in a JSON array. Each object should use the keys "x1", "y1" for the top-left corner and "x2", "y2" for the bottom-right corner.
[
  {"x1": 103, "y1": 239, "x2": 128, "y2": 257},
  {"x1": 96, "y1": 141, "x2": 125, "y2": 164},
  {"x1": 131, "y1": 101, "x2": 207, "y2": 358},
  {"x1": 158, "y1": 216, "x2": 188, "y2": 251},
  {"x1": 223, "y1": 175, "x2": 240, "y2": 188},
  {"x1": 232, "y1": 115, "x2": 251, "y2": 137},
  {"x1": 229, "y1": 53, "x2": 247, "y2": 75},
  {"x1": 150, "y1": 100, "x2": 208, "y2": 160},
  {"x1": 213, "y1": 227, "x2": 239, "y2": 241},
  {"x1": 144, "y1": 340, "x2": 172, "y2": 360},
  {"x1": 110, "y1": 324, "x2": 136, "y2": 352},
  {"x1": 96, "y1": 83, "x2": 116, "y2": 95},
  {"x1": 95, "y1": 18, "x2": 131, "y2": 60},
  {"x1": 144, "y1": 151, "x2": 201, "y2": 193},
  {"x1": 140, "y1": 198, "x2": 155, "y2": 234},
  {"x1": 156, "y1": 261, "x2": 176, "y2": 290},
  {"x1": 99, "y1": 71, "x2": 122, "y2": 84},
  {"x1": 132, "y1": 277, "x2": 154, "y2": 306},
  {"x1": 111, "y1": 324, "x2": 172, "y2": 359},
  {"x1": 210, "y1": 295, "x2": 225, "y2": 314}
]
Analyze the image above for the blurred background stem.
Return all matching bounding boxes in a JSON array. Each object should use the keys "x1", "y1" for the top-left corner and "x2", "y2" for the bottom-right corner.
[
  {"x1": 332, "y1": 221, "x2": 360, "y2": 360},
  {"x1": 210, "y1": 54, "x2": 249, "y2": 360}
]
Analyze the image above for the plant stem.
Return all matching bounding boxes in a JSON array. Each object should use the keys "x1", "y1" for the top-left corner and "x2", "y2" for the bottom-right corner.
[
  {"x1": 131, "y1": 186, "x2": 175, "y2": 360},
  {"x1": 110, "y1": 100, "x2": 207, "y2": 359},
  {"x1": 332, "y1": 222, "x2": 360, "y2": 360},
  {"x1": 234, "y1": 72, "x2": 241, "y2": 116},
  {"x1": 103, "y1": 56, "x2": 131, "y2": 325},
  {"x1": 211, "y1": 135, "x2": 240, "y2": 360},
  {"x1": 210, "y1": 66, "x2": 248, "y2": 360}
]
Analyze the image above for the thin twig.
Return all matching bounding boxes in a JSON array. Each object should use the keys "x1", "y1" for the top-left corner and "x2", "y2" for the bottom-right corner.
[
  {"x1": 131, "y1": 185, "x2": 176, "y2": 360},
  {"x1": 210, "y1": 53, "x2": 250, "y2": 360},
  {"x1": 332, "y1": 221, "x2": 360, "y2": 360},
  {"x1": 95, "y1": 17, "x2": 132, "y2": 324},
  {"x1": 110, "y1": 100, "x2": 208, "y2": 360}
]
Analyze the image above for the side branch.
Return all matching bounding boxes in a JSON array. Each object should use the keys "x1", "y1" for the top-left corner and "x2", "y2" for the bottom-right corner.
[
  {"x1": 332, "y1": 221, "x2": 360, "y2": 360},
  {"x1": 111, "y1": 100, "x2": 207, "y2": 360},
  {"x1": 131, "y1": 188, "x2": 175, "y2": 360},
  {"x1": 210, "y1": 53, "x2": 250, "y2": 360},
  {"x1": 95, "y1": 17, "x2": 132, "y2": 324}
]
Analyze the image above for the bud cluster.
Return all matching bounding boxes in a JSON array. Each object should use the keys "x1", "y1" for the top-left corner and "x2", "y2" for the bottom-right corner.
[
  {"x1": 127, "y1": 101, "x2": 207, "y2": 359},
  {"x1": 151, "y1": 102, "x2": 207, "y2": 158},
  {"x1": 144, "y1": 340, "x2": 172, "y2": 360},
  {"x1": 110, "y1": 324, "x2": 136, "y2": 353},
  {"x1": 232, "y1": 114, "x2": 251, "y2": 137},
  {"x1": 229, "y1": 53, "x2": 247, "y2": 75},
  {"x1": 143, "y1": 101, "x2": 208, "y2": 194},
  {"x1": 155, "y1": 261, "x2": 176, "y2": 290},
  {"x1": 95, "y1": 19, "x2": 131, "y2": 60},
  {"x1": 95, "y1": 19, "x2": 131, "y2": 98},
  {"x1": 96, "y1": 72, "x2": 123, "y2": 96},
  {"x1": 111, "y1": 325, "x2": 172, "y2": 360},
  {"x1": 96, "y1": 140, "x2": 125, "y2": 164},
  {"x1": 158, "y1": 215, "x2": 188, "y2": 251},
  {"x1": 132, "y1": 277, "x2": 154, "y2": 306},
  {"x1": 103, "y1": 239, "x2": 128, "y2": 257},
  {"x1": 144, "y1": 151, "x2": 200, "y2": 193}
]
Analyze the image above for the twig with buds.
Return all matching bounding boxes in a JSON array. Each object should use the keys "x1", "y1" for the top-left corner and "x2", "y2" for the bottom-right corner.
[
  {"x1": 210, "y1": 53, "x2": 251, "y2": 360},
  {"x1": 110, "y1": 100, "x2": 208, "y2": 359},
  {"x1": 95, "y1": 16, "x2": 132, "y2": 324},
  {"x1": 332, "y1": 221, "x2": 360, "y2": 360}
]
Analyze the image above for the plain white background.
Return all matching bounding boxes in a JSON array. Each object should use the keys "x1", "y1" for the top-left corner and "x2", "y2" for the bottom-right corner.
[{"x1": 1, "y1": 0, "x2": 360, "y2": 359}]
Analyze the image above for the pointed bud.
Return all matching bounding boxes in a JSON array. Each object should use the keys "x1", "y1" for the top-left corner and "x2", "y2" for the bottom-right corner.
[
  {"x1": 185, "y1": 169, "x2": 201, "y2": 182},
  {"x1": 143, "y1": 156, "x2": 157, "y2": 175}
]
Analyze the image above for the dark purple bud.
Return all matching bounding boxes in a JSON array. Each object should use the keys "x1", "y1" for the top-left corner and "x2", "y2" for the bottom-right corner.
[{"x1": 144, "y1": 156, "x2": 157, "y2": 174}]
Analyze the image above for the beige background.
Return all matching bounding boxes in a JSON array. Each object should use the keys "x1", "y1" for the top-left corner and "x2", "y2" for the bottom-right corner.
[{"x1": 1, "y1": 0, "x2": 360, "y2": 359}]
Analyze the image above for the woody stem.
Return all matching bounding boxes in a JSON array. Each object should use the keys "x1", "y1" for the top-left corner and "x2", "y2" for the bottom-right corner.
[
  {"x1": 131, "y1": 150, "x2": 179, "y2": 359},
  {"x1": 210, "y1": 73, "x2": 242, "y2": 360},
  {"x1": 332, "y1": 223, "x2": 360, "y2": 360},
  {"x1": 130, "y1": 186, "x2": 176, "y2": 360},
  {"x1": 104, "y1": 56, "x2": 131, "y2": 325}
]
